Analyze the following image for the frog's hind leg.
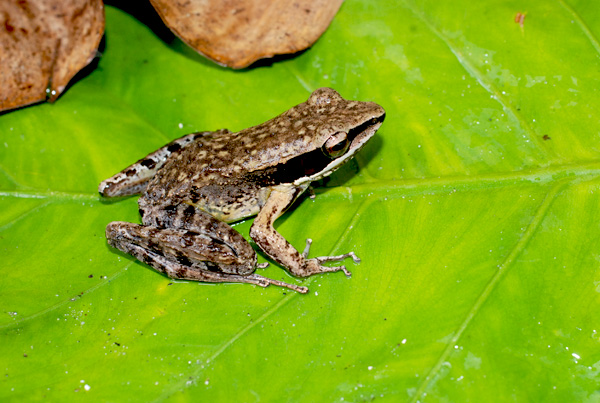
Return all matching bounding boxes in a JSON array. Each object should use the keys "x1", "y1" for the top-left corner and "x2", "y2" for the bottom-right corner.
[
  {"x1": 111, "y1": 236, "x2": 308, "y2": 293},
  {"x1": 99, "y1": 130, "x2": 229, "y2": 197},
  {"x1": 105, "y1": 221, "x2": 308, "y2": 294}
]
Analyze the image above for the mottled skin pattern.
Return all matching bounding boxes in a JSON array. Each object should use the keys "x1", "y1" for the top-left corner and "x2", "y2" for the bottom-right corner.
[{"x1": 99, "y1": 88, "x2": 385, "y2": 293}]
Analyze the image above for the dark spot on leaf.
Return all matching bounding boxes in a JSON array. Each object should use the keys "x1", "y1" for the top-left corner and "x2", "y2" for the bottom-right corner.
[{"x1": 543, "y1": 134, "x2": 551, "y2": 140}]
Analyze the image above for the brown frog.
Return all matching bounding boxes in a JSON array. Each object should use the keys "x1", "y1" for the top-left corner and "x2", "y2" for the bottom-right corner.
[{"x1": 99, "y1": 88, "x2": 385, "y2": 293}]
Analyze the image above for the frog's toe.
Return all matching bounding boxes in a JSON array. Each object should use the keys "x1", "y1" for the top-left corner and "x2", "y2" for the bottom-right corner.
[
  {"x1": 246, "y1": 274, "x2": 308, "y2": 293},
  {"x1": 302, "y1": 239, "x2": 361, "y2": 266},
  {"x1": 318, "y1": 263, "x2": 352, "y2": 277},
  {"x1": 339, "y1": 265, "x2": 352, "y2": 277},
  {"x1": 314, "y1": 251, "x2": 360, "y2": 265}
]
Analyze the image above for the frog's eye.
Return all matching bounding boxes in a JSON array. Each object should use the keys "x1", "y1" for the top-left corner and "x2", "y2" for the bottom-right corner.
[{"x1": 322, "y1": 131, "x2": 349, "y2": 158}]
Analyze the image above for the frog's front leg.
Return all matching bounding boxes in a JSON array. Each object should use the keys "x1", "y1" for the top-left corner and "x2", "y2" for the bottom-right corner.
[
  {"x1": 250, "y1": 185, "x2": 360, "y2": 278},
  {"x1": 105, "y1": 209, "x2": 308, "y2": 293}
]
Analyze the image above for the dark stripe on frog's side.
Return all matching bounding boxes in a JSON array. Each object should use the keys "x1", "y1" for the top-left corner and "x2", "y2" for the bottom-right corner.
[{"x1": 242, "y1": 146, "x2": 331, "y2": 188}]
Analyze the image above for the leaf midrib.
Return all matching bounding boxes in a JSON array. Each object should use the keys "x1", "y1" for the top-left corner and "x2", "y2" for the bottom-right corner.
[{"x1": 2, "y1": 160, "x2": 600, "y2": 203}]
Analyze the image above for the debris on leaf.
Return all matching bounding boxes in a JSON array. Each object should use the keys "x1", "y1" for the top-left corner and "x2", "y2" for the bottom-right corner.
[{"x1": 514, "y1": 12, "x2": 526, "y2": 28}]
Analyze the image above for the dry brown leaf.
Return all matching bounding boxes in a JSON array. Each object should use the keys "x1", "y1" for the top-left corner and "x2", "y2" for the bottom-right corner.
[
  {"x1": 0, "y1": 0, "x2": 105, "y2": 112},
  {"x1": 149, "y1": 0, "x2": 343, "y2": 69}
]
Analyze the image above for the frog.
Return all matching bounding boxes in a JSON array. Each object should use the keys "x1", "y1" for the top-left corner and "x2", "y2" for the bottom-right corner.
[{"x1": 99, "y1": 88, "x2": 385, "y2": 294}]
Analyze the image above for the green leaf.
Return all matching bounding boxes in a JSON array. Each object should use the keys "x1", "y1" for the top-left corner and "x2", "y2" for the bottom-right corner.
[{"x1": 2, "y1": 1, "x2": 600, "y2": 401}]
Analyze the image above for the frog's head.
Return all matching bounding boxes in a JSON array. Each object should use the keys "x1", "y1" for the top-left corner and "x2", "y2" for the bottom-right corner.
[{"x1": 292, "y1": 87, "x2": 386, "y2": 185}]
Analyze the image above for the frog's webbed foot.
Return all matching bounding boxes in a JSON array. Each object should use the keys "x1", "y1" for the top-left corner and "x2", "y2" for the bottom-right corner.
[{"x1": 301, "y1": 238, "x2": 360, "y2": 277}]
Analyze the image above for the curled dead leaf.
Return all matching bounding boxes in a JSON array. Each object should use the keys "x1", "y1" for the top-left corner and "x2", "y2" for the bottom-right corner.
[
  {"x1": 0, "y1": 0, "x2": 104, "y2": 112},
  {"x1": 149, "y1": 0, "x2": 344, "y2": 69}
]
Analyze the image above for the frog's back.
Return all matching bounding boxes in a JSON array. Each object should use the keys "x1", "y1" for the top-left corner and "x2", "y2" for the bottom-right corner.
[{"x1": 141, "y1": 130, "x2": 275, "y2": 222}]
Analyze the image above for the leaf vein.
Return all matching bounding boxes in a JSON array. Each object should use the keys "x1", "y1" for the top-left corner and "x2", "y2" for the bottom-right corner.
[
  {"x1": 410, "y1": 179, "x2": 568, "y2": 401},
  {"x1": 557, "y1": 0, "x2": 600, "y2": 55},
  {"x1": 0, "y1": 162, "x2": 24, "y2": 188},
  {"x1": 283, "y1": 62, "x2": 315, "y2": 93},
  {"x1": 0, "y1": 265, "x2": 131, "y2": 330},
  {"x1": 0, "y1": 190, "x2": 99, "y2": 201},
  {"x1": 403, "y1": 1, "x2": 545, "y2": 151},
  {"x1": 0, "y1": 200, "x2": 51, "y2": 232},
  {"x1": 3, "y1": 160, "x2": 600, "y2": 203}
]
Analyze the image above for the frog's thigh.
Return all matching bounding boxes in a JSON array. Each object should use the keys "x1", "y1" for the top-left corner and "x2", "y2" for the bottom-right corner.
[
  {"x1": 106, "y1": 221, "x2": 256, "y2": 275},
  {"x1": 117, "y1": 237, "x2": 285, "y2": 288},
  {"x1": 141, "y1": 203, "x2": 253, "y2": 261},
  {"x1": 105, "y1": 221, "x2": 309, "y2": 292}
]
